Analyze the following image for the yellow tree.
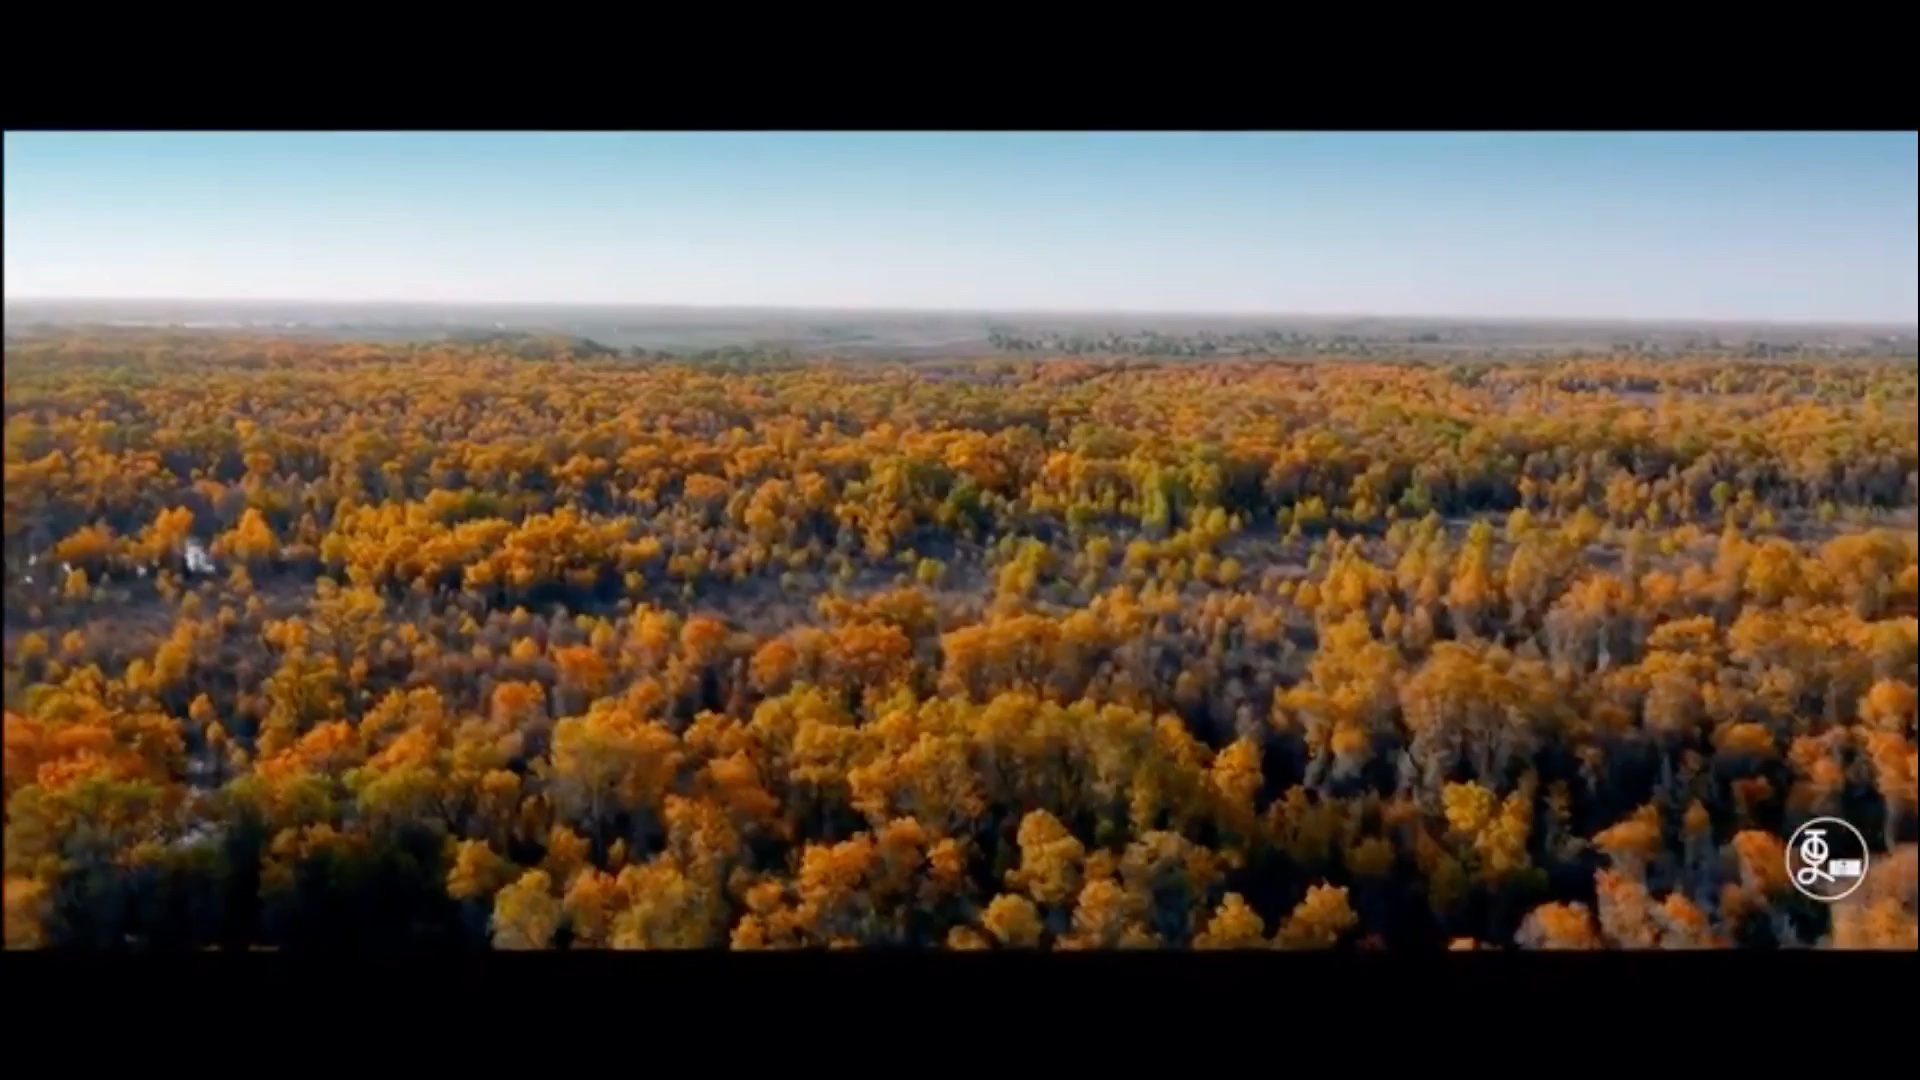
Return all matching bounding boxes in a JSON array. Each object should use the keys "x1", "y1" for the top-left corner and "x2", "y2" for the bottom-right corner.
[
  {"x1": 981, "y1": 893, "x2": 1044, "y2": 948},
  {"x1": 491, "y1": 869, "x2": 562, "y2": 950},
  {"x1": 1275, "y1": 884, "x2": 1357, "y2": 950},
  {"x1": 1515, "y1": 901, "x2": 1602, "y2": 949},
  {"x1": 1194, "y1": 893, "x2": 1268, "y2": 949}
]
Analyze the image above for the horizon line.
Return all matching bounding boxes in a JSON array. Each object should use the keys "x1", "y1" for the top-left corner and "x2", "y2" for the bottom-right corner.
[{"x1": 4, "y1": 294, "x2": 1916, "y2": 333}]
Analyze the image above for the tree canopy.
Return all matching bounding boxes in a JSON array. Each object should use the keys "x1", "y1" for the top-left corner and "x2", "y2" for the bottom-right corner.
[{"x1": 4, "y1": 336, "x2": 1916, "y2": 950}]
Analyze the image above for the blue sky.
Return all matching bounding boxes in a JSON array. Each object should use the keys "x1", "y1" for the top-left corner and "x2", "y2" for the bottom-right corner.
[{"x1": 4, "y1": 132, "x2": 1915, "y2": 323}]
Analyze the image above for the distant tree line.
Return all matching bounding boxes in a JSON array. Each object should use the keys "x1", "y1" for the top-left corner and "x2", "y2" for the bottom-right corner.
[
  {"x1": 987, "y1": 330, "x2": 1918, "y2": 361},
  {"x1": 986, "y1": 330, "x2": 1391, "y2": 358}
]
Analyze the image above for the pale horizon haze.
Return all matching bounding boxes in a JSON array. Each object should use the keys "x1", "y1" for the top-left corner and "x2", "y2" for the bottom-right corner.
[{"x1": 4, "y1": 131, "x2": 1916, "y2": 325}]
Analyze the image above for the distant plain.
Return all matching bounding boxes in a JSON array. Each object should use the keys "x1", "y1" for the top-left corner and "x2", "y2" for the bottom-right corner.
[{"x1": 6, "y1": 298, "x2": 1915, "y2": 359}]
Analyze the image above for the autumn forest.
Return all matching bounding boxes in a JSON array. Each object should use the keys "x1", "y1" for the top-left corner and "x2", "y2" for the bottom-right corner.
[{"x1": 3, "y1": 336, "x2": 1916, "y2": 951}]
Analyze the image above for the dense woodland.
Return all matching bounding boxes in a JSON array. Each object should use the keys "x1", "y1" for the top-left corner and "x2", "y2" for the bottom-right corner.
[{"x1": 3, "y1": 336, "x2": 1916, "y2": 950}]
